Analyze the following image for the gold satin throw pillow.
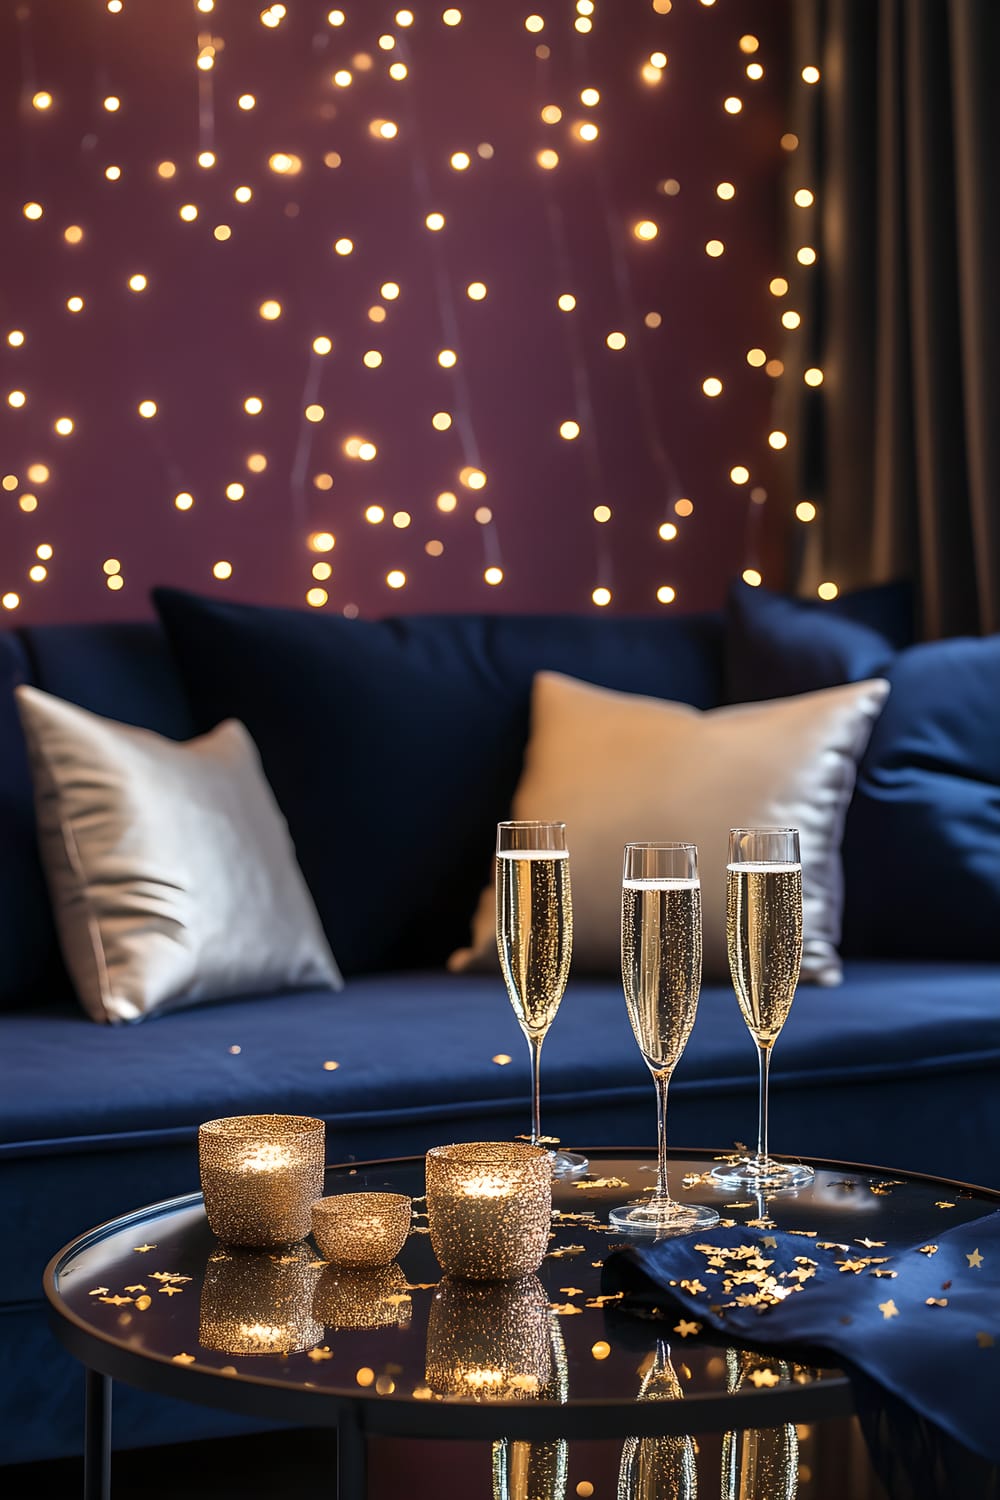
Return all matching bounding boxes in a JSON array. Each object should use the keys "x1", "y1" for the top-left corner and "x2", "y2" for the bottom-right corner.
[
  {"x1": 16, "y1": 686, "x2": 342, "y2": 1023},
  {"x1": 450, "y1": 671, "x2": 890, "y2": 987}
]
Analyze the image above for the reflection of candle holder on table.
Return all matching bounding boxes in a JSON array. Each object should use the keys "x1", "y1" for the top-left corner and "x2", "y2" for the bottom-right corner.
[
  {"x1": 425, "y1": 1275, "x2": 553, "y2": 1400},
  {"x1": 313, "y1": 1263, "x2": 413, "y2": 1331},
  {"x1": 492, "y1": 1302, "x2": 569, "y2": 1500},
  {"x1": 198, "y1": 1114, "x2": 325, "y2": 1247},
  {"x1": 198, "y1": 1243, "x2": 323, "y2": 1356},
  {"x1": 721, "y1": 1348, "x2": 798, "y2": 1500},
  {"x1": 311, "y1": 1192, "x2": 411, "y2": 1268},
  {"x1": 617, "y1": 1341, "x2": 697, "y2": 1500},
  {"x1": 426, "y1": 1142, "x2": 552, "y2": 1280}
]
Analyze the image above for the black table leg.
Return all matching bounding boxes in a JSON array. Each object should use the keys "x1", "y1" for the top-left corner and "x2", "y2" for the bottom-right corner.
[
  {"x1": 336, "y1": 1407, "x2": 366, "y2": 1500},
  {"x1": 84, "y1": 1369, "x2": 111, "y2": 1500}
]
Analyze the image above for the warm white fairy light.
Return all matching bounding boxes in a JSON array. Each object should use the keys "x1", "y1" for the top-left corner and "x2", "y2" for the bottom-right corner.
[{"x1": 0, "y1": 2, "x2": 801, "y2": 617}]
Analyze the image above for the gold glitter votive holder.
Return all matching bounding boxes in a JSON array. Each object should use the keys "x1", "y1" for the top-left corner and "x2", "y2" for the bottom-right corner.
[
  {"x1": 199, "y1": 1243, "x2": 323, "y2": 1357},
  {"x1": 311, "y1": 1192, "x2": 411, "y2": 1268},
  {"x1": 313, "y1": 1263, "x2": 413, "y2": 1330},
  {"x1": 425, "y1": 1274, "x2": 552, "y2": 1400},
  {"x1": 426, "y1": 1141, "x2": 552, "y2": 1280},
  {"x1": 199, "y1": 1114, "x2": 325, "y2": 1247}
]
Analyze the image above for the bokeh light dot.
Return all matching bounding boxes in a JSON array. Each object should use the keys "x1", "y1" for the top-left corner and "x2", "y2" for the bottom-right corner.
[
  {"x1": 592, "y1": 587, "x2": 611, "y2": 607},
  {"x1": 796, "y1": 501, "x2": 817, "y2": 522},
  {"x1": 213, "y1": 561, "x2": 233, "y2": 580}
]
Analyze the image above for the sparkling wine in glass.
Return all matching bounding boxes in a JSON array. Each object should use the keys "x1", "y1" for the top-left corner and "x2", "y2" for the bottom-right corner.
[
  {"x1": 610, "y1": 843, "x2": 719, "y2": 1234},
  {"x1": 711, "y1": 829, "x2": 814, "y2": 1191},
  {"x1": 495, "y1": 821, "x2": 587, "y2": 1179}
]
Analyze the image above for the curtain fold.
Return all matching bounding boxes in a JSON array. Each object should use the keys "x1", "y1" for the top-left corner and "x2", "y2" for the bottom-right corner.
[{"x1": 792, "y1": 0, "x2": 1000, "y2": 636}]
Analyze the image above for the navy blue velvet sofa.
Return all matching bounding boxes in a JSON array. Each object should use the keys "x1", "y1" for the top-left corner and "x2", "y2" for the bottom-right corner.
[{"x1": 3, "y1": 585, "x2": 999, "y2": 1466}]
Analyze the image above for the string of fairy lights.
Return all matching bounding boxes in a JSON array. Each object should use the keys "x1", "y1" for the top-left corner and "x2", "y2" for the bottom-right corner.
[{"x1": 1, "y1": 0, "x2": 838, "y2": 618}]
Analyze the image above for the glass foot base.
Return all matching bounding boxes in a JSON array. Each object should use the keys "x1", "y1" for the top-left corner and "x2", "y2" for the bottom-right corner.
[
  {"x1": 550, "y1": 1149, "x2": 589, "y2": 1178},
  {"x1": 609, "y1": 1199, "x2": 720, "y2": 1236},
  {"x1": 710, "y1": 1157, "x2": 815, "y2": 1191}
]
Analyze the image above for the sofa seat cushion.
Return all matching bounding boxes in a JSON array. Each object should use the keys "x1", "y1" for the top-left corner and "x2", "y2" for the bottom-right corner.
[
  {"x1": 5, "y1": 963, "x2": 1000, "y2": 1157},
  {"x1": 153, "y1": 590, "x2": 725, "y2": 976},
  {"x1": 4, "y1": 961, "x2": 1000, "y2": 1308}
]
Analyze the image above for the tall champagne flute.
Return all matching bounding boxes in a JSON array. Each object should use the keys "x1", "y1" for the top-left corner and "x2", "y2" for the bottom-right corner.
[
  {"x1": 711, "y1": 829, "x2": 814, "y2": 1191},
  {"x1": 496, "y1": 821, "x2": 587, "y2": 1179},
  {"x1": 610, "y1": 844, "x2": 719, "y2": 1234},
  {"x1": 617, "y1": 1340, "x2": 698, "y2": 1500}
]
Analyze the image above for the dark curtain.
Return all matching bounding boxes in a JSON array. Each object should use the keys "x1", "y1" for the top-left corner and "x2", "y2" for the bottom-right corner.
[{"x1": 787, "y1": 0, "x2": 1000, "y2": 637}]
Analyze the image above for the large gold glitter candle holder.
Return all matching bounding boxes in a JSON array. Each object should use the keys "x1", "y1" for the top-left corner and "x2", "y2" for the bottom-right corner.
[
  {"x1": 311, "y1": 1192, "x2": 411, "y2": 1268},
  {"x1": 425, "y1": 1275, "x2": 552, "y2": 1400},
  {"x1": 313, "y1": 1263, "x2": 413, "y2": 1331},
  {"x1": 426, "y1": 1142, "x2": 552, "y2": 1280},
  {"x1": 199, "y1": 1114, "x2": 325, "y2": 1247},
  {"x1": 199, "y1": 1244, "x2": 323, "y2": 1357}
]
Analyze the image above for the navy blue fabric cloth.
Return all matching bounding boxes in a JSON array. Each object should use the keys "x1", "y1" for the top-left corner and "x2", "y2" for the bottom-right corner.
[
  {"x1": 0, "y1": 632, "x2": 57, "y2": 1009},
  {"x1": 604, "y1": 1212, "x2": 1000, "y2": 1464},
  {"x1": 153, "y1": 589, "x2": 724, "y2": 975},
  {"x1": 843, "y1": 635, "x2": 1000, "y2": 959},
  {"x1": 724, "y1": 579, "x2": 913, "y2": 703}
]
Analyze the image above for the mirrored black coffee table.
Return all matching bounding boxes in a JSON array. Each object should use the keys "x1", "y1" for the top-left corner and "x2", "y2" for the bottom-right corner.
[{"x1": 45, "y1": 1148, "x2": 1000, "y2": 1498}]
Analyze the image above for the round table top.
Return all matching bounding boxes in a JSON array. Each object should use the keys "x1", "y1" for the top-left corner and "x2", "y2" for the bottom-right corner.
[{"x1": 45, "y1": 1148, "x2": 1000, "y2": 1442}]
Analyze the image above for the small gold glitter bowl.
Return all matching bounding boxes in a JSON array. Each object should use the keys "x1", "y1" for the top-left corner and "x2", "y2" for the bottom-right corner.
[
  {"x1": 313, "y1": 1263, "x2": 413, "y2": 1330},
  {"x1": 199, "y1": 1244, "x2": 323, "y2": 1357},
  {"x1": 198, "y1": 1114, "x2": 325, "y2": 1248},
  {"x1": 311, "y1": 1192, "x2": 411, "y2": 1268},
  {"x1": 426, "y1": 1141, "x2": 552, "y2": 1280}
]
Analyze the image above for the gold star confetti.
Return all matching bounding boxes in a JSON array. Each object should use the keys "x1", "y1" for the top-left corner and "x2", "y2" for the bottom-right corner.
[
  {"x1": 967, "y1": 1249, "x2": 984, "y2": 1269},
  {"x1": 88, "y1": 1287, "x2": 109, "y2": 1297},
  {"x1": 172, "y1": 1353, "x2": 196, "y2": 1364},
  {"x1": 549, "y1": 1303, "x2": 583, "y2": 1316},
  {"x1": 725, "y1": 1201, "x2": 755, "y2": 1210},
  {"x1": 584, "y1": 1292, "x2": 624, "y2": 1308},
  {"x1": 574, "y1": 1177, "x2": 630, "y2": 1190},
  {"x1": 745, "y1": 1216, "x2": 775, "y2": 1229},
  {"x1": 559, "y1": 1287, "x2": 584, "y2": 1297},
  {"x1": 546, "y1": 1244, "x2": 586, "y2": 1258},
  {"x1": 926, "y1": 1298, "x2": 948, "y2": 1308},
  {"x1": 674, "y1": 1320, "x2": 701, "y2": 1338},
  {"x1": 749, "y1": 1368, "x2": 780, "y2": 1387},
  {"x1": 917, "y1": 1245, "x2": 938, "y2": 1257},
  {"x1": 788, "y1": 1230, "x2": 818, "y2": 1238},
  {"x1": 124, "y1": 1284, "x2": 146, "y2": 1294},
  {"x1": 762, "y1": 1236, "x2": 778, "y2": 1249},
  {"x1": 98, "y1": 1295, "x2": 133, "y2": 1306},
  {"x1": 856, "y1": 1238, "x2": 886, "y2": 1249},
  {"x1": 151, "y1": 1272, "x2": 192, "y2": 1283},
  {"x1": 879, "y1": 1300, "x2": 899, "y2": 1320},
  {"x1": 817, "y1": 1242, "x2": 849, "y2": 1252},
  {"x1": 680, "y1": 1279, "x2": 707, "y2": 1295},
  {"x1": 976, "y1": 1332, "x2": 994, "y2": 1348},
  {"x1": 307, "y1": 1346, "x2": 333, "y2": 1361},
  {"x1": 159, "y1": 1285, "x2": 182, "y2": 1297},
  {"x1": 935, "y1": 1202, "x2": 955, "y2": 1209},
  {"x1": 133, "y1": 1244, "x2": 157, "y2": 1253},
  {"x1": 135, "y1": 1295, "x2": 152, "y2": 1311},
  {"x1": 870, "y1": 1269, "x2": 898, "y2": 1278}
]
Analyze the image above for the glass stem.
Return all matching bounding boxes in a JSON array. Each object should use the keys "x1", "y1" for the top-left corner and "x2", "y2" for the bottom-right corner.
[
  {"x1": 756, "y1": 1044, "x2": 771, "y2": 1163},
  {"x1": 528, "y1": 1033, "x2": 544, "y2": 1146},
  {"x1": 654, "y1": 1072, "x2": 671, "y2": 1203}
]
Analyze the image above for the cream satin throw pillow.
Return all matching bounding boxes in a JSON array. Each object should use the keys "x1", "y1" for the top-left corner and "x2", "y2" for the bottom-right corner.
[
  {"x1": 450, "y1": 671, "x2": 890, "y2": 986},
  {"x1": 16, "y1": 686, "x2": 342, "y2": 1023}
]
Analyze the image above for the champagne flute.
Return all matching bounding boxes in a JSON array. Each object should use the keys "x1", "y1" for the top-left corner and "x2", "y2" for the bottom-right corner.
[
  {"x1": 495, "y1": 821, "x2": 587, "y2": 1179},
  {"x1": 610, "y1": 843, "x2": 719, "y2": 1234},
  {"x1": 711, "y1": 829, "x2": 814, "y2": 1191},
  {"x1": 722, "y1": 1349, "x2": 798, "y2": 1500}
]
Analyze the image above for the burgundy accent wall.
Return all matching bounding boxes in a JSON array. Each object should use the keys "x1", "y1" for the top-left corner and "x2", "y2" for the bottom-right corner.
[{"x1": 0, "y1": 0, "x2": 790, "y2": 624}]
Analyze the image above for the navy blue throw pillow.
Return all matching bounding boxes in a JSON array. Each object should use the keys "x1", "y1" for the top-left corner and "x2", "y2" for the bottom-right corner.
[
  {"x1": 154, "y1": 590, "x2": 724, "y2": 976},
  {"x1": 842, "y1": 635, "x2": 1000, "y2": 959},
  {"x1": 0, "y1": 631, "x2": 62, "y2": 1009},
  {"x1": 725, "y1": 580, "x2": 914, "y2": 703}
]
